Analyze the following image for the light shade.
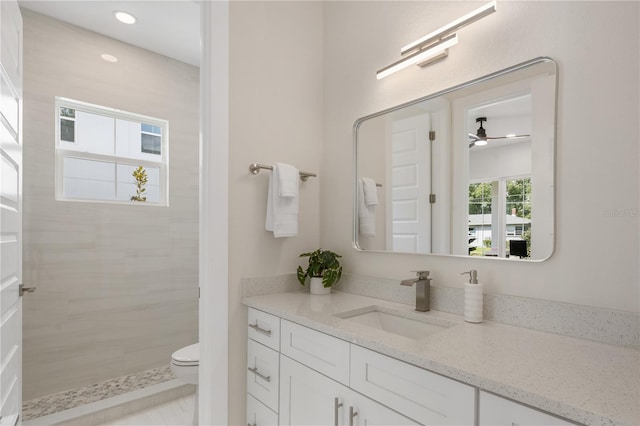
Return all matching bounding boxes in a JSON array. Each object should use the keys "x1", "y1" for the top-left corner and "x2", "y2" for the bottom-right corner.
[
  {"x1": 100, "y1": 53, "x2": 118, "y2": 63},
  {"x1": 376, "y1": 34, "x2": 458, "y2": 80},
  {"x1": 113, "y1": 10, "x2": 137, "y2": 25}
]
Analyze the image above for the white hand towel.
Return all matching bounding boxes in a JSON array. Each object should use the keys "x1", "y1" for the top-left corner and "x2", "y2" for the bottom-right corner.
[
  {"x1": 361, "y1": 177, "x2": 379, "y2": 206},
  {"x1": 358, "y1": 178, "x2": 376, "y2": 236},
  {"x1": 265, "y1": 164, "x2": 299, "y2": 238},
  {"x1": 276, "y1": 162, "x2": 299, "y2": 198}
]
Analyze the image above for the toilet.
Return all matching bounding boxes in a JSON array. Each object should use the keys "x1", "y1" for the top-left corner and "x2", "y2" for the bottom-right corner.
[{"x1": 171, "y1": 343, "x2": 199, "y2": 425}]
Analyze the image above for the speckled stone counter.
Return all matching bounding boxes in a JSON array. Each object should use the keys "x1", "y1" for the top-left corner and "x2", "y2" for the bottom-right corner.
[{"x1": 243, "y1": 290, "x2": 640, "y2": 426}]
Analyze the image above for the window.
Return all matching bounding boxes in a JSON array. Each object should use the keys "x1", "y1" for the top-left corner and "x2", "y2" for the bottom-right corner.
[
  {"x1": 60, "y1": 107, "x2": 75, "y2": 142},
  {"x1": 468, "y1": 177, "x2": 531, "y2": 256},
  {"x1": 141, "y1": 124, "x2": 162, "y2": 155},
  {"x1": 55, "y1": 98, "x2": 169, "y2": 205}
]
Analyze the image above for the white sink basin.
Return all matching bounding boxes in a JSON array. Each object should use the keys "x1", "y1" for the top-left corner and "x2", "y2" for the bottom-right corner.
[{"x1": 334, "y1": 306, "x2": 455, "y2": 340}]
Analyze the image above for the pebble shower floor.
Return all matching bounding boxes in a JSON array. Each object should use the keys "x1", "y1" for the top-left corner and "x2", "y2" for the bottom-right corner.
[{"x1": 22, "y1": 365, "x2": 175, "y2": 421}]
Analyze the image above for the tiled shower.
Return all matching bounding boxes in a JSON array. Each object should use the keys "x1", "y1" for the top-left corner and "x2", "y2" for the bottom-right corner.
[{"x1": 20, "y1": 8, "x2": 199, "y2": 420}]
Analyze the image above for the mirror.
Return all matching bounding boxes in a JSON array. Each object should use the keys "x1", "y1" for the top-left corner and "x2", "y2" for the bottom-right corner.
[{"x1": 354, "y1": 58, "x2": 556, "y2": 261}]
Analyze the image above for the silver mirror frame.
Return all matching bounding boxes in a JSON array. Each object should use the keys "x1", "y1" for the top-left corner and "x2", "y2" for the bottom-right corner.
[{"x1": 353, "y1": 57, "x2": 558, "y2": 261}]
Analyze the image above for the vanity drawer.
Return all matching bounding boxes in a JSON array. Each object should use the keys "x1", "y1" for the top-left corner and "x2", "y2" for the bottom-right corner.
[
  {"x1": 280, "y1": 319, "x2": 350, "y2": 385},
  {"x1": 479, "y1": 391, "x2": 575, "y2": 425},
  {"x1": 246, "y1": 393, "x2": 278, "y2": 426},
  {"x1": 350, "y1": 345, "x2": 475, "y2": 425},
  {"x1": 248, "y1": 308, "x2": 280, "y2": 351},
  {"x1": 247, "y1": 339, "x2": 279, "y2": 412}
]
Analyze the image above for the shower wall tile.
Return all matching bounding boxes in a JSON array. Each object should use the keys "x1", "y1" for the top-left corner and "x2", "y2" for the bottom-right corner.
[{"x1": 21, "y1": 9, "x2": 199, "y2": 400}]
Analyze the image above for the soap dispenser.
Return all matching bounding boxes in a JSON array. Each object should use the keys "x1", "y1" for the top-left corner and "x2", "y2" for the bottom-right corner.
[{"x1": 461, "y1": 270, "x2": 483, "y2": 323}]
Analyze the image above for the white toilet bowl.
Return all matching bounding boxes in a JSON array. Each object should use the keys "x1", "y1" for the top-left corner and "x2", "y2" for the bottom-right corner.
[{"x1": 171, "y1": 343, "x2": 199, "y2": 425}]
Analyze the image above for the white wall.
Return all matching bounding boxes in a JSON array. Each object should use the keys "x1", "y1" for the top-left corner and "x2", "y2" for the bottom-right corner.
[
  {"x1": 228, "y1": 2, "x2": 324, "y2": 424},
  {"x1": 21, "y1": 10, "x2": 199, "y2": 399},
  {"x1": 322, "y1": 1, "x2": 639, "y2": 312}
]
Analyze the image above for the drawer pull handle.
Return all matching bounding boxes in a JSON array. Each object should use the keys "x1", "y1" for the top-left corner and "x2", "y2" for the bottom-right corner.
[
  {"x1": 334, "y1": 397, "x2": 343, "y2": 426},
  {"x1": 247, "y1": 423, "x2": 256, "y2": 426},
  {"x1": 248, "y1": 366, "x2": 271, "y2": 382},
  {"x1": 249, "y1": 322, "x2": 272, "y2": 336},
  {"x1": 349, "y1": 406, "x2": 358, "y2": 426}
]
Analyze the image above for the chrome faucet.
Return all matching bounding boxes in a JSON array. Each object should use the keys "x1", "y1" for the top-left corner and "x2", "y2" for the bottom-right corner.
[{"x1": 400, "y1": 271, "x2": 431, "y2": 312}]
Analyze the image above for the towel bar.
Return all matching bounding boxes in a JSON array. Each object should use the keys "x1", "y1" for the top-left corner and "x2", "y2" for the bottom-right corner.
[{"x1": 249, "y1": 163, "x2": 316, "y2": 182}]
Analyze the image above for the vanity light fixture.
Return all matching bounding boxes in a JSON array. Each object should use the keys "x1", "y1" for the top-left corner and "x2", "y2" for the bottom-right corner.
[
  {"x1": 376, "y1": 34, "x2": 457, "y2": 80},
  {"x1": 113, "y1": 10, "x2": 137, "y2": 25},
  {"x1": 377, "y1": 1, "x2": 497, "y2": 80}
]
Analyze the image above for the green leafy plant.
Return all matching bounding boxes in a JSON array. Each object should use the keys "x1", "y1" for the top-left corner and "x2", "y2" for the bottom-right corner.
[
  {"x1": 297, "y1": 249, "x2": 343, "y2": 288},
  {"x1": 130, "y1": 166, "x2": 148, "y2": 202}
]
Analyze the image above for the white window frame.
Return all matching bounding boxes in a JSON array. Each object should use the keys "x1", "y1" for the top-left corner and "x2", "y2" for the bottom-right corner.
[{"x1": 55, "y1": 97, "x2": 169, "y2": 205}]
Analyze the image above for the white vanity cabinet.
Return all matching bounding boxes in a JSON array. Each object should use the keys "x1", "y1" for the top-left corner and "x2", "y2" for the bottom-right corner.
[
  {"x1": 280, "y1": 355, "x2": 419, "y2": 426},
  {"x1": 246, "y1": 307, "x2": 578, "y2": 426},
  {"x1": 479, "y1": 391, "x2": 576, "y2": 425},
  {"x1": 246, "y1": 309, "x2": 281, "y2": 426}
]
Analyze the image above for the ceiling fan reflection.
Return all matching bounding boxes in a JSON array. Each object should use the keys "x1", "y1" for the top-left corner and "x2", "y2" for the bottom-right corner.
[{"x1": 468, "y1": 117, "x2": 529, "y2": 148}]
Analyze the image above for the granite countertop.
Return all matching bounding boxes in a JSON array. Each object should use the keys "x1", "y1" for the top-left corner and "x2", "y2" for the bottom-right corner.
[{"x1": 243, "y1": 290, "x2": 640, "y2": 426}]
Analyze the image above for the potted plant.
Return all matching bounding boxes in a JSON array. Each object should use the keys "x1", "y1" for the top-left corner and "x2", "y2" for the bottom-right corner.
[{"x1": 297, "y1": 249, "x2": 343, "y2": 295}]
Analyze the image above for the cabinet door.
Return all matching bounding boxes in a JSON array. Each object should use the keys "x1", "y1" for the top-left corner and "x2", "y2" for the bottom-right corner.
[
  {"x1": 280, "y1": 355, "x2": 348, "y2": 426},
  {"x1": 280, "y1": 355, "x2": 420, "y2": 426},
  {"x1": 479, "y1": 391, "x2": 575, "y2": 425}
]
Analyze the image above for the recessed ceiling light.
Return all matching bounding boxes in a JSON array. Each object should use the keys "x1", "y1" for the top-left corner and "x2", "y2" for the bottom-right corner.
[
  {"x1": 113, "y1": 10, "x2": 136, "y2": 25},
  {"x1": 101, "y1": 53, "x2": 118, "y2": 63}
]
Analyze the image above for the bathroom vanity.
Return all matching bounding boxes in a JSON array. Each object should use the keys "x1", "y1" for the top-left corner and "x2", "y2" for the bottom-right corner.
[{"x1": 244, "y1": 290, "x2": 639, "y2": 426}]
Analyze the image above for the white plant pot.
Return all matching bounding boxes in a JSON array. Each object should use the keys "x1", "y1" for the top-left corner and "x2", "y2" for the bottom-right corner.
[{"x1": 309, "y1": 277, "x2": 331, "y2": 295}]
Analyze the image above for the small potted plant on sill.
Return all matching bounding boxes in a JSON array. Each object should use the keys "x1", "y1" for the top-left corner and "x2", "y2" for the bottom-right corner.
[{"x1": 297, "y1": 249, "x2": 343, "y2": 295}]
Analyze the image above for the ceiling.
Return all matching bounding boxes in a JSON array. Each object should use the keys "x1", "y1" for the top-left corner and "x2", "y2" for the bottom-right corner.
[{"x1": 18, "y1": 1, "x2": 201, "y2": 67}]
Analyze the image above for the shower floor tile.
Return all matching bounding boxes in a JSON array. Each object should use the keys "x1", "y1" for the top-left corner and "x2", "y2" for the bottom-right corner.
[{"x1": 22, "y1": 365, "x2": 176, "y2": 421}]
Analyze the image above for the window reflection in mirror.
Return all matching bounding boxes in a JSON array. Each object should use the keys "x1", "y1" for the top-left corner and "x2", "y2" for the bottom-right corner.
[{"x1": 354, "y1": 58, "x2": 556, "y2": 261}]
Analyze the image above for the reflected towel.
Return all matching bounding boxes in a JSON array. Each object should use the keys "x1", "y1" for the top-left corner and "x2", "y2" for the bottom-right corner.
[
  {"x1": 266, "y1": 163, "x2": 299, "y2": 238},
  {"x1": 361, "y1": 177, "x2": 378, "y2": 206},
  {"x1": 358, "y1": 178, "x2": 376, "y2": 236}
]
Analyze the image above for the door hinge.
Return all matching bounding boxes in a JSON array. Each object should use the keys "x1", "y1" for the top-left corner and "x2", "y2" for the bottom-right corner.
[
  {"x1": 429, "y1": 130, "x2": 436, "y2": 142},
  {"x1": 429, "y1": 193, "x2": 436, "y2": 204}
]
